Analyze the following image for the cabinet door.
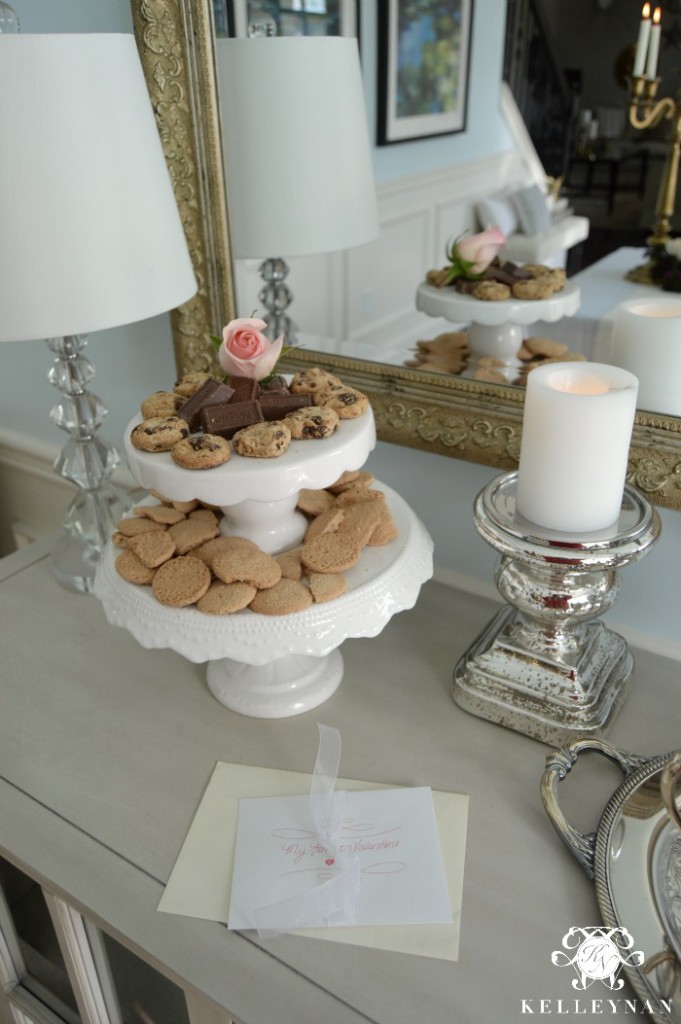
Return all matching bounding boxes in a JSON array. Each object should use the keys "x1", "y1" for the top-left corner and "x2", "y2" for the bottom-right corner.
[{"x1": 0, "y1": 857, "x2": 234, "y2": 1024}]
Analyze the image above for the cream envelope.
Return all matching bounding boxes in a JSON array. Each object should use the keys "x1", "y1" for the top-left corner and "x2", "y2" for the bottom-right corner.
[{"x1": 158, "y1": 762, "x2": 469, "y2": 961}]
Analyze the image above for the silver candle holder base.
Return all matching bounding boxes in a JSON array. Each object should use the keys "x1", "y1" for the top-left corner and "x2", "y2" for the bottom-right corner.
[{"x1": 454, "y1": 472, "x2": 661, "y2": 746}]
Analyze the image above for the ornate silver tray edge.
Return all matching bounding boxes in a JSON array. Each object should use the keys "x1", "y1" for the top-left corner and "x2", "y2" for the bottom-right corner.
[{"x1": 542, "y1": 739, "x2": 681, "y2": 1023}]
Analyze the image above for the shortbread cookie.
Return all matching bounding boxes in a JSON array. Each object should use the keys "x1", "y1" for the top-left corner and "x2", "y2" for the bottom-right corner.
[
  {"x1": 173, "y1": 372, "x2": 219, "y2": 398},
  {"x1": 193, "y1": 535, "x2": 260, "y2": 571},
  {"x1": 115, "y1": 549, "x2": 157, "y2": 585},
  {"x1": 336, "y1": 501, "x2": 384, "y2": 546},
  {"x1": 327, "y1": 470, "x2": 375, "y2": 494},
  {"x1": 115, "y1": 516, "x2": 168, "y2": 538},
  {"x1": 170, "y1": 498, "x2": 200, "y2": 514},
  {"x1": 112, "y1": 531, "x2": 131, "y2": 548},
  {"x1": 472, "y1": 281, "x2": 511, "y2": 301},
  {"x1": 171, "y1": 433, "x2": 231, "y2": 470},
  {"x1": 189, "y1": 508, "x2": 220, "y2": 526},
  {"x1": 367, "y1": 507, "x2": 399, "y2": 546},
  {"x1": 307, "y1": 571, "x2": 348, "y2": 603},
  {"x1": 316, "y1": 386, "x2": 369, "y2": 419},
  {"x1": 133, "y1": 504, "x2": 186, "y2": 525},
  {"x1": 130, "y1": 529, "x2": 177, "y2": 568},
  {"x1": 140, "y1": 391, "x2": 186, "y2": 419},
  {"x1": 151, "y1": 555, "x2": 211, "y2": 607},
  {"x1": 301, "y1": 533, "x2": 362, "y2": 574},
  {"x1": 524, "y1": 336, "x2": 569, "y2": 359},
  {"x1": 275, "y1": 549, "x2": 303, "y2": 581},
  {"x1": 249, "y1": 578, "x2": 313, "y2": 616},
  {"x1": 472, "y1": 367, "x2": 507, "y2": 384},
  {"x1": 168, "y1": 516, "x2": 219, "y2": 555},
  {"x1": 130, "y1": 416, "x2": 189, "y2": 453},
  {"x1": 334, "y1": 486, "x2": 386, "y2": 508},
  {"x1": 212, "y1": 548, "x2": 282, "y2": 589},
  {"x1": 304, "y1": 507, "x2": 345, "y2": 542},
  {"x1": 232, "y1": 421, "x2": 291, "y2": 459},
  {"x1": 297, "y1": 488, "x2": 336, "y2": 516},
  {"x1": 284, "y1": 405, "x2": 339, "y2": 440},
  {"x1": 327, "y1": 470, "x2": 359, "y2": 491},
  {"x1": 289, "y1": 367, "x2": 343, "y2": 395},
  {"x1": 196, "y1": 580, "x2": 257, "y2": 615}
]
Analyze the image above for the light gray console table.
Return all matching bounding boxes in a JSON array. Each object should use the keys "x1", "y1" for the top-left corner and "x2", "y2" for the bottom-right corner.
[{"x1": 0, "y1": 539, "x2": 678, "y2": 1024}]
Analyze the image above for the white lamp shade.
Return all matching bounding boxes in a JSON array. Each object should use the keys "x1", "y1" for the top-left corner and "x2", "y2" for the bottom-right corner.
[
  {"x1": 0, "y1": 34, "x2": 197, "y2": 341},
  {"x1": 217, "y1": 37, "x2": 379, "y2": 259},
  {"x1": 610, "y1": 297, "x2": 681, "y2": 416}
]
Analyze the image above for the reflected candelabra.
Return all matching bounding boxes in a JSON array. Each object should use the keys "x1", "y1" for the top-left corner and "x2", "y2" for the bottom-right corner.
[{"x1": 629, "y1": 74, "x2": 681, "y2": 249}]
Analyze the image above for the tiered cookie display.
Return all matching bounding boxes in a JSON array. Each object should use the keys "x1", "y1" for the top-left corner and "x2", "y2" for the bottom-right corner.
[{"x1": 94, "y1": 320, "x2": 433, "y2": 718}]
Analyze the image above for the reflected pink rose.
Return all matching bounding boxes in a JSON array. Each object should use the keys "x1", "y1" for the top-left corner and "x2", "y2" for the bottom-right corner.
[{"x1": 456, "y1": 226, "x2": 507, "y2": 275}]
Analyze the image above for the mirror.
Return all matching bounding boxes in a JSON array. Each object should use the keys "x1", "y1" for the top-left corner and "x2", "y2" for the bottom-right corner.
[{"x1": 130, "y1": 0, "x2": 681, "y2": 512}]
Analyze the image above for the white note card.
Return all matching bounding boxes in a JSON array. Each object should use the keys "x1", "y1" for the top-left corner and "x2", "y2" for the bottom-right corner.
[
  {"x1": 228, "y1": 786, "x2": 453, "y2": 931},
  {"x1": 158, "y1": 762, "x2": 469, "y2": 961}
]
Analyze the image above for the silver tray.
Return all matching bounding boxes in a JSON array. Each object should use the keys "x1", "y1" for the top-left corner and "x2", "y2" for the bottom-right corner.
[{"x1": 542, "y1": 740, "x2": 681, "y2": 1022}]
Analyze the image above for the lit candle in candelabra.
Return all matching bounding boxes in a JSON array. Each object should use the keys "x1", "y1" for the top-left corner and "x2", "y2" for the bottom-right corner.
[
  {"x1": 633, "y1": 2, "x2": 651, "y2": 78},
  {"x1": 645, "y1": 6, "x2": 662, "y2": 79},
  {"x1": 516, "y1": 363, "x2": 638, "y2": 534}
]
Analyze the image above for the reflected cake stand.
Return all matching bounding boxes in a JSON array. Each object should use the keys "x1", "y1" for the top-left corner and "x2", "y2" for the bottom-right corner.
[
  {"x1": 416, "y1": 280, "x2": 580, "y2": 378},
  {"x1": 95, "y1": 410, "x2": 434, "y2": 718}
]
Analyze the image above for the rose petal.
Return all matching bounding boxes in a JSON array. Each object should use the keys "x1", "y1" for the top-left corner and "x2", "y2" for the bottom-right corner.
[{"x1": 222, "y1": 317, "x2": 268, "y2": 344}]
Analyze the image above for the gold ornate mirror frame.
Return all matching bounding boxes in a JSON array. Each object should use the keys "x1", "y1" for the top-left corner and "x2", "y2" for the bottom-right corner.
[{"x1": 131, "y1": 0, "x2": 681, "y2": 511}]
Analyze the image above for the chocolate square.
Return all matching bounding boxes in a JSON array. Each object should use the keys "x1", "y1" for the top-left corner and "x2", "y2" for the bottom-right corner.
[
  {"x1": 259, "y1": 374, "x2": 288, "y2": 395},
  {"x1": 228, "y1": 376, "x2": 261, "y2": 402},
  {"x1": 177, "y1": 379, "x2": 235, "y2": 431},
  {"x1": 259, "y1": 393, "x2": 313, "y2": 420},
  {"x1": 201, "y1": 400, "x2": 264, "y2": 438}
]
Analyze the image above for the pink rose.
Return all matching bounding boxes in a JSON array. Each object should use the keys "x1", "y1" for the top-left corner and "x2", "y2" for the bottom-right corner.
[
  {"x1": 455, "y1": 226, "x2": 507, "y2": 275},
  {"x1": 218, "y1": 317, "x2": 284, "y2": 380}
]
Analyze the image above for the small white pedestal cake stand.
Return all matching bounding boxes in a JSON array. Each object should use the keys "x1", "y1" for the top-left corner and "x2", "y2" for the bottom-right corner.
[
  {"x1": 95, "y1": 409, "x2": 434, "y2": 717},
  {"x1": 415, "y1": 280, "x2": 581, "y2": 376},
  {"x1": 124, "y1": 409, "x2": 376, "y2": 554}
]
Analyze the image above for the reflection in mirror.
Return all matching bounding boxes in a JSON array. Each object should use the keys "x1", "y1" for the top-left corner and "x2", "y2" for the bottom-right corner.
[{"x1": 131, "y1": 0, "x2": 681, "y2": 510}]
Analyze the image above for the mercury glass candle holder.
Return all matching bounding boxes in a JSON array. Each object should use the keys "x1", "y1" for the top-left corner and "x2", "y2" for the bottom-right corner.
[{"x1": 453, "y1": 472, "x2": 661, "y2": 746}]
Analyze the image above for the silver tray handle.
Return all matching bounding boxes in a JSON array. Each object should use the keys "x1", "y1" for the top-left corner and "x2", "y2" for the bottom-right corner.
[
  {"x1": 661, "y1": 751, "x2": 681, "y2": 835},
  {"x1": 541, "y1": 738, "x2": 651, "y2": 880}
]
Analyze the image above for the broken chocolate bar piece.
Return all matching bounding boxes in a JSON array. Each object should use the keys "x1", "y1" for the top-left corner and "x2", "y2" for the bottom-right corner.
[
  {"x1": 201, "y1": 400, "x2": 264, "y2": 438},
  {"x1": 259, "y1": 375, "x2": 288, "y2": 394},
  {"x1": 228, "y1": 375, "x2": 261, "y2": 403},
  {"x1": 177, "y1": 379, "x2": 235, "y2": 431},
  {"x1": 259, "y1": 393, "x2": 313, "y2": 420}
]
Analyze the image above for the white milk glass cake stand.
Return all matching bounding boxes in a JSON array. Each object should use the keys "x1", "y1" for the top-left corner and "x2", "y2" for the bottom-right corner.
[
  {"x1": 94, "y1": 410, "x2": 434, "y2": 718},
  {"x1": 415, "y1": 280, "x2": 580, "y2": 377}
]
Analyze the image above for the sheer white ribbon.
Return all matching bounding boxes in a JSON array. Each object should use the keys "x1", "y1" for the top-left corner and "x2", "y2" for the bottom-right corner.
[{"x1": 254, "y1": 724, "x2": 361, "y2": 938}]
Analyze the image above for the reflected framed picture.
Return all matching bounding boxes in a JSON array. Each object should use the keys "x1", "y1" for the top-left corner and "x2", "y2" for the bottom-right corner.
[
  {"x1": 220, "y1": 0, "x2": 358, "y2": 38},
  {"x1": 377, "y1": 0, "x2": 474, "y2": 145}
]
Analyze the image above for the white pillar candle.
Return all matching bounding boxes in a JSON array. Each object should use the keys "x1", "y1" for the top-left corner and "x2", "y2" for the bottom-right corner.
[
  {"x1": 516, "y1": 363, "x2": 638, "y2": 534},
  {"x1": 645, "y1": 7, "x2": 661, "y2": 79},
  {"x1": 610, "y1": 298, "x2": 681, "y2": 416},
  {"x1": 633, "y1": 3, "x2": 651, "y2": 78}
]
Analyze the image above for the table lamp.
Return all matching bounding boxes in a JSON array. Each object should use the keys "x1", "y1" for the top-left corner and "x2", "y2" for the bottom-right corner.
[
  {"x1": 0, "y1": 33, "x2": 197, "y2": 592},
  {"x1": 216, "y1": 36, "x2": 379, "y2": 342}
]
